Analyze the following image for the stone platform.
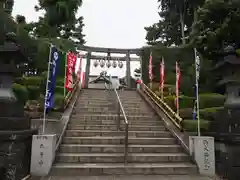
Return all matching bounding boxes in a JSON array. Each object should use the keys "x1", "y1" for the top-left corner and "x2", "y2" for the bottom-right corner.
[{"x1": 30, "y1": 175, "x2": 218, "y2": 180}]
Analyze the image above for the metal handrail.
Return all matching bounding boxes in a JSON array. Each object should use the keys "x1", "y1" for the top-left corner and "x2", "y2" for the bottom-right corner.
[
  {"x1": 105, "y1": 77, "x2": 129, "y2": 164},
  {"x1": 140, "y1": 83, "x2": 183, "y2": 130}
]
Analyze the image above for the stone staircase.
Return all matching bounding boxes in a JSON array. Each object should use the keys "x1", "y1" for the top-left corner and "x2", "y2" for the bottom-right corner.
[{"x1": 50, "y1": 89, "x2": 198, "y2": 176}]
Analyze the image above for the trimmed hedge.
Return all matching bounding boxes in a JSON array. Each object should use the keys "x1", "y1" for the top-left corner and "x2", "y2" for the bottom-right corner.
[
  {"x1": 53, "y1": 94, "x2": 65, "y2": 111},
  {"x1": 27, "y1": 85, "x2": 41, "y2": 100},
  {"x1": 179, "y1": 96, "x2": 195, "y2": 109},
  {"x1": 12, "y1": 83, "x2": 29, "y2": 105},
  {"x1": 199, "y1": 107, "x2": 224, "y2": 121},
  {"x1": 16, "y1": 76, "x2": 43, "y2": 86},
  {"x1": 179, "y1": 106, "x2": 224, "y2": 121},
  {"x1": 55, "y1": 86, "x2": 64, "y2": 94},
  {"x1": 199, "y1": 93, "x2": 225, "y2": 109},
  {"x1": 161, "y1": 93, "x2": 225, "y2": 111},
  {"x1": 164, "y1": 96, "x2": 176, "y2": 110},
  {"x1": 179, "y1": 108, "x2": 193, "y2": 119},
  {"x1": 182, "y1": 119, "x2": 210, "y2": 132},
  {"x1": 56, "y1": 78, "x2": 65, "y2": 87}
]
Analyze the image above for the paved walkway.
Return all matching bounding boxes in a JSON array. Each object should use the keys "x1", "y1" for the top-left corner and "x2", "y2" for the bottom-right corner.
[{"x1": 33, "y1": 175, "x2": 219, "y2": 180}]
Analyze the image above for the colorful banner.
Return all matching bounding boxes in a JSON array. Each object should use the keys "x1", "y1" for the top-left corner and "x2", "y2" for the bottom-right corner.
[
  {"x1": 45, "y1": 45, "x2": 60, "y2": 110},
  {"x1": 193, "y1": 48, "x2": 201, "y2": 120},
  {"x1": 175, "y1": 61, "x2": 181, "y2": 114},
  {"x1": 148, "y1": 52, "x2": 153, "y2": 82},
  {"x1": 65, "y1": 52, "x2": 77, "y2": 91},
  {"x1": 160, "y1": 57, "x2": 165, "y2": 99},
  {"x1": 194, "y1": 48, "x2": 201, "y2": 136}
]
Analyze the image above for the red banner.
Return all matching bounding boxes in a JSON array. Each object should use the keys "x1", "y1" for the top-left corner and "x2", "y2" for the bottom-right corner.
[
  {"x1": 148, "y1": 52, "x2": 153, "y2": 82},
  {"x1": 175, "y1": 61, "x2": 181, "y2": 113},
  {"x1": 159, "y1": 57, "x2": 165, "y2": 98},
  {"x1": 65, "y1": 52, "x2": 77, "y2": 91}
]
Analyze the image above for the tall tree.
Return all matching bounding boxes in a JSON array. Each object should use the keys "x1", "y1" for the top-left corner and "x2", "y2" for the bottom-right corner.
[
  {"x1": 33, "y1": 0, "x2": 85, "y2": 43},
  {"x1": 190, "y1": 0, "x2": 240, "y2": 58},
  {"x1": 145, "y1": 0, "x2": 204, "y2": 46}
]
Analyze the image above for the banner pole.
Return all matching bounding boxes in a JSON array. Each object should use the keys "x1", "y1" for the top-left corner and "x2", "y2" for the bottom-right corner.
[
  {"x1": 194, "y1": 48, "x2": 201, "y2": 137},
  {"x1": 42, "y1": 44, "x2": 53, "y2": 134},
  {"x1": 64, "y1": 52, "x2": 68, "y2": 97}
]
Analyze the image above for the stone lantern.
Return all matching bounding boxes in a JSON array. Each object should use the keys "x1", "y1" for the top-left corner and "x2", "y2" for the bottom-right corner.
[
  {"x1": 209, "y1": 45, "x2": 240, "y2": 180},
  {"x1": 0, "y1": 32, "x2": 37, "y2": 179}
]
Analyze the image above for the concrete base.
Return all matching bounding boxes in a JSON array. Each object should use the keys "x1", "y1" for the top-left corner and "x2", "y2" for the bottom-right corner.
[
  {"x1": 189, "y1": 136, "x2": 215, "y2": 176},
  {"x1": 30, "y1": 134, "x2": 57, "y2": 176}
]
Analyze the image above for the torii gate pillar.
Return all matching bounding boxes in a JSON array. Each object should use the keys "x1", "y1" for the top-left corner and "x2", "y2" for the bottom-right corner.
[{"x1": 126, "y1": 51, "x2": 131, "y2": 88}]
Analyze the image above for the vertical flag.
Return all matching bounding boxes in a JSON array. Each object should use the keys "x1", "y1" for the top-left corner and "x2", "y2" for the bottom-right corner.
[
  {"x1": 148, "y1": 52, "x2": 153, "y2": 88},
  {"x1": 44, "y1": 45, "x2": 60, "y2": 110},
  {"x1": 43, "y1": 45, "x2": 60, "y2": 133},
  {"x1": 194, "y1": 48, "x2": 201, "y2": 136},
  {"x1": 160, "y1": 57, "x2": 165, "y2": 99},
  {"x1": 175, "y1": 61, "x2": 181, "y2": 115},
  {"x1": 193, "y1": 99, "x2": 197, "y2": 120},
  {"x1": 63, "y1": 52, "x2": 67, "y2": 97},
  {"x1": 65, "y1": 52, "x2": 77, "y2": 91}
]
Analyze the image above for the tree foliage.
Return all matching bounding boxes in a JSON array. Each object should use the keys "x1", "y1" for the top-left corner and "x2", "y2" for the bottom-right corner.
[
  {"x1": 1, "y1": 0, "x2": 86, "y2": 75},
  {"x1": 190, "y1": 0, "x2": 240, "y2": 58},
  {"x1": 145, "y1": 0, "x2": 240, "y2": 57},
  {"x1": 144, "y1": 0, "x2": 240, "y2": 95},
  {"x1": 32, "y1": 0, "x2": 85, "y2": 43}
]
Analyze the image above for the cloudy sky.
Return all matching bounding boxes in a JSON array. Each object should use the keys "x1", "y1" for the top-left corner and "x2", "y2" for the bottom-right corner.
[{"x1": 12, "y1": 0, "x2": 159, "y2": 77}]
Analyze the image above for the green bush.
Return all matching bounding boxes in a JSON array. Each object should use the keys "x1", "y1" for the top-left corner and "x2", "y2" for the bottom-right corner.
[
  {"x1": 56, "y1": 78, "x2": 65, "y2": 87},
  {"x1": 182, "y1": 119, "x2": 210, "y2": 132},
  {"x1": 12, "y1": 83, "x2": 29, "y2": 105},
  {"x1": 199, "y1": 107, "x2": 223, "y2": 121},
  {"x1": 179, "y1": 106, "x2": 223, "y2": 121},
  {"x1": 179, "y1": 95, "x2": 195, "y2": 109},
  {"x1": 199, "y1": 93, "x2": 225, "y2": 109},
  {"x1": 27, "y1": 85, "x2": 41, "y2": 100},
  {"x1": 55, "y1": 86, "x2": 64, "y2": 94},
  {"x1": 164, "y1": 95, "x2": 176, "y2": 110},
  {"x1": 179, "y1": 108, "x2": 193, "y2": 119},
  {"x1": 21, "y1": 76, "x2": 43, "y2": 86},
  {"x1": 54, "y1": 94, "x2": 65, "y2": 111}
]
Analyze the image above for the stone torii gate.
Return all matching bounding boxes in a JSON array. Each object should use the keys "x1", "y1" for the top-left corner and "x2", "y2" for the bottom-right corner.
[{"x1": 76, "y1": 45, "x2": 143, "y2": 88}]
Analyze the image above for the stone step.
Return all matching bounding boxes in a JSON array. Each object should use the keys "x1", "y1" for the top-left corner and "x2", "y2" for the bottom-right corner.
[
  {"x1": 59, "y1": 144, "x2": 182, "y2": 153},
  {"x1": 74, "y1": 111, "x2": 155, "y2": 116},
  {"x1": 56, "y1": 153, "x2": 190, "y2": 163},
  {"x1": 76, "y1": 107, "x2": 155, "y2": 115},
  {"x1": 76, "y1": 107, "x2": 152, "y2": 113},
  {"x1": 80, "y1": 96, "x2": 142, "y2": 100},
  {"x1": 79, "y1": 99, "x2": 143, "y2": 104},
  {"x1": 71, "y1": 114, "x2": 160, "y2": 121},
  {"x1": 62, "y1": 137, "x2": 176, "y2": 145},
  {"x1": 77, "y1": 102, "x2": 149, "y2": 108},
  {"x1": 68, "y1": 120, "x2": 163, "y2": 126},
  {"x1": 51, "y1": 163, "x2": 198, "y2": 175},
  {"x1": 65, "y1": 130, "x2": 171, "y2": 137},
  {"x1": 67, "y1": 124, "x2": 166, "y2": 131}
]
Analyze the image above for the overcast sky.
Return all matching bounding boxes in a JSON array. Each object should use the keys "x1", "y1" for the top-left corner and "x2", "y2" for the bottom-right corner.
[{"x1": 12, "y1": 0, "x2": 159, "y2": 77}]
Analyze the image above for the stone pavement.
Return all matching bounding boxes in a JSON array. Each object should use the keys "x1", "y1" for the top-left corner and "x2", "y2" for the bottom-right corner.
[{"x1": 33, "y1": 175, "x2": 218, "y2": 180}]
